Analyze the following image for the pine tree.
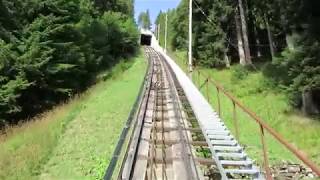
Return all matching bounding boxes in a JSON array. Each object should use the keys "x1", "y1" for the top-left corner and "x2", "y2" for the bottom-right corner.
[
  {"x1": 138, "y1": 10, "x2": 151, "y2": 30},
  {"x1": 168, "y1": 0, "x2": 320, "y2": 114},
  {"x1": 0, "y1": 0, "x2": 139, "y2": 124}
]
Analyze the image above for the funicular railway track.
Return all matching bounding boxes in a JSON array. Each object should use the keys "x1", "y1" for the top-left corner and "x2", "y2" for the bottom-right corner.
[
  {"x1": 121, "y1": 47, "x2": 202, "y2": 179},
  {"x1": 108, "y1": 47, "x2": 264, "y2": 180}
]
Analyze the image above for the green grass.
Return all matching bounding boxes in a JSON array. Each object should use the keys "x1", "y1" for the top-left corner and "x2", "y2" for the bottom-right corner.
[
  {"x1": 170, "y1": 50, "x2": 320, "y2": 167},
  {"x1": 0, "y1": 95, "x2": 84, "y2": 180},
  {"x1": 0, "y1": 52, "x2": 147, "y2": 179}
]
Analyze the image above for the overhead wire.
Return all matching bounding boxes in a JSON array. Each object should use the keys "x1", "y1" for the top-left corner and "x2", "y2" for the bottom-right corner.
[
  {"x1": 192, "y1": 0, "x2": 276, "y2": 50},
  {"x1": 192, "y1": 0, "x2": 239, "y2": 50}
]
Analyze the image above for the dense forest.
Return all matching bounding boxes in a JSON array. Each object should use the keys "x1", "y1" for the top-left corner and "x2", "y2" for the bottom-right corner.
[
  {"x1": 156, "y1": 0, "x2": 320, "y2": 115},
  {"x1": 0, "y1": 0, "x2": 138, "y2": 126}
]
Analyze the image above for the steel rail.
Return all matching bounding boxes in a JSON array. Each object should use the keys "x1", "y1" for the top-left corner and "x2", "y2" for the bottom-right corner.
[
  {"x1": 117, "y1": 47, "x2": 155, "y2": 179},
  {"x1": 159, "y1": 63, "x2": 168, "y2": 179},
  {"x1": 111, "y1": 47, "x2": 215, "y2": 180},
  {"x1": 160, "y1": 49, "x2": 263, "y2": 179},
  {"x1": 149, "y1": 57, "x2": 160, "y2": 180},
  {"x1": 159, "y1": 52, "x2": 202, "y2": 180},
  {"x1": 103, "y1": 47, "x2": 152, "y2": 180}
]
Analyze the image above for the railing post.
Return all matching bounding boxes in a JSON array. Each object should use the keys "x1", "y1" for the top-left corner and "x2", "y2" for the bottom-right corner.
[
  {"x1": 198, "y1": 70, "x2": 200, "y2": 87},
  {"x1": 232, "y1": 101, "x2": 239, "y2": 141},
  {"x1": 206, "y1": 78, "x2": 210, "y2": 103},
  {"x1": 259, "y1": 124, "x2": 272, "y2": 180},
  {"x1": 216, "y1": 87, "x2": 221, "y2": 116},
  {"x1": 200, "y1": 71, "x2": 320, "y2": 176}
]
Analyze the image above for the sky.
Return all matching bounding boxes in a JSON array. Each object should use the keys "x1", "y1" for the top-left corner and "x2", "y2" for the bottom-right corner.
[{"x1": 134, "y1": 0, "x2": 181, "y2": 29}]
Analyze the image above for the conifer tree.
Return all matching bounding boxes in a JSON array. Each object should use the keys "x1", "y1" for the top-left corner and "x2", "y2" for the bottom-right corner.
[{"x1": 0, "y1": 0, "x2": 139, "y2": 124}]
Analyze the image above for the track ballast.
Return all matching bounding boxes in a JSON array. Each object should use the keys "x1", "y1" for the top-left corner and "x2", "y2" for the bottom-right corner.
[{"x1": 113, "y1": 47, "x2": 263, "y2": 180}]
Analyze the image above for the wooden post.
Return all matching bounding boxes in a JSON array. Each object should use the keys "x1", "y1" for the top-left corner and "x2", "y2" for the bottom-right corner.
[
  {"x1": 233, "y1": 101, "x2": 239, "y2": 141},
  {"x1": 259, "y1": 124, "x2": 272, "y2": 180},
  {"x1": 206, "y1": 78, "x2": 209, "y2": 103},
  {"x1": 198, "y1": 71, "x2": 200, "y2": 87},
  {"x1": 217, "y1": 88, "x2": 221, "y2": 116}
]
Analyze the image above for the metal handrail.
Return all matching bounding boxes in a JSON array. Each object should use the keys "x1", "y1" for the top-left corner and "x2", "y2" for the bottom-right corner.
[{"x1": 195, "y1": 69, "x2": 320, "y2": 179}]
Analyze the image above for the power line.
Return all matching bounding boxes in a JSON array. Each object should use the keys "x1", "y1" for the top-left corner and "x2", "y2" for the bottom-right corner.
[
  {"x1": 193, "y1": 0, "x2": 213, "y2": 24},
  {"x1": 192, "y1": 0, "x2": 239, "y2": 50},
  {"x1": 192, "y1": 0, "x2": 276, "y2": 50}
]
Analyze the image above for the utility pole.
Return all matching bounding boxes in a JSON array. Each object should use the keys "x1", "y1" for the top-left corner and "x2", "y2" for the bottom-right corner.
[
  {"x1": 188, "y1": 0, "x2": 193, "y2": 72},
  {"x1": 155, "y1": 24, "x2": 158, "y2": 39},
  {"x1": 158, "y1": 23, "x2": 161, "y2": 42},
  {"x1": 164, "y1": 13, "x2": 168, "y2": 53}
]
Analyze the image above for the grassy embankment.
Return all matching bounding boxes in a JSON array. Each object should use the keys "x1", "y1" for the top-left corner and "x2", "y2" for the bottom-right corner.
[
  {"x1": 0, "y1": 51, "x2": 147, "y2": 179},
  {"x1": 171, "y1": 50, "x2": 320, "y2": 166}
]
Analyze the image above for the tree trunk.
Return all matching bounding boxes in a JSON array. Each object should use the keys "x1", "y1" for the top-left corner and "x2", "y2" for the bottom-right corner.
[
  {"x1": 238, "y1": 0, "x2": 252, "y2": 64},
  {"x1": 302, "y1": 89, "x2": 319, "y2": 115},
  {"x1": 286, "y1": 34, "x2": 294, "y2": 51},
  {"x1": 244, "y1": 0, "x2": 260, "y2": 58},
  {"x1": 224, "y1": 52, "x2": 231, "y2": 68},
  {"x1": 265, "y1": 15, "x2": 275, "y2": 59},
  {"x1": 286, "y1": 31, "x2": 299, "y2": 51},
  {"x1": 235, "y1": 11, "x2": 246, "y2": 65},
  {"x1": 254, "y1": 25, "x2": 262, "y2": 57},
  {"x1": 244, "y1": 0, "x2": 261, "y2": 59}
]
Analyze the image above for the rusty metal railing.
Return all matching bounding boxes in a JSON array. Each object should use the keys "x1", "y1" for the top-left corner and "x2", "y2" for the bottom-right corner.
[{"x1": 194, "y1": 69, "x2": 320, "y2": 179}]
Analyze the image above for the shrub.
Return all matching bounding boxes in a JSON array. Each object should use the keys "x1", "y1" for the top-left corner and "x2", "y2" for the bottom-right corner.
[
  {"x1": 267, "y1": 35, "x2": 320, "y2": 110},
  {"x1": 231, "y1": 65, "x2": 250, "y2": 82}
]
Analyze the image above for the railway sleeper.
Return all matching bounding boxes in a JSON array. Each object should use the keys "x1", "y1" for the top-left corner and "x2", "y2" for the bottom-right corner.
[
  {"x1": 146, "y1": 139, "x2": 208, "y2": 146},
  {"x1": 139, "y1": 155, "x2": 216, "y2": 166},
  {"x1": 143, "y1": 125, "x2": 202, "y2": 132}
]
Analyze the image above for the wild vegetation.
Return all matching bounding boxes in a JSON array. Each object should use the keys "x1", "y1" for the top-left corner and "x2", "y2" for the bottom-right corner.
[
  {"x1": 156, "y1": 0, "x2": 320, "y2": 115},
  {"x1": 172, "y1": 51, "x2": 320, "y2": 165},
  {"x1": 0, "y1": 53, "x2": 147, "y2": 179},
  {"x1": 0, "y1": 0, "x2": 138, "y2": 126}
]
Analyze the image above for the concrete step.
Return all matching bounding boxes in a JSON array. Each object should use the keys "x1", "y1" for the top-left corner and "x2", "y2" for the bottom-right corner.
[
  {"x1": 224, "y1": 168, "x2": 259, "y2": 175},
  {"x1": 216, "y1": 152, "x2": 246, "y2": 159},
  {"x1": 220, "y1": 160, "x2": 253, "y2": 166},
  {"x1": 208, "y1": 134, "x2": 233, "y2": 140},
  {"x1": 211, "y1": 140, "x2": 238, "y2": 146},
  {"x1": 213, "y1": 145, "x2": 242, "y2": 152}
]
